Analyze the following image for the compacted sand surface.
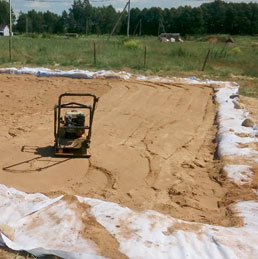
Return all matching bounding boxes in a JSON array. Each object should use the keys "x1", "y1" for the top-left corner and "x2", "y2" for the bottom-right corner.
[{"x1": 0, "y1": 74, "x2": 250, "y2": 232}]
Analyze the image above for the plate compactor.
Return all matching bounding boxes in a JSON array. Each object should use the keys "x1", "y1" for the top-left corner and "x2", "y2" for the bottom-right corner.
[{"x1": 54, "y1": 93, "x2": 99, "y2": 157}]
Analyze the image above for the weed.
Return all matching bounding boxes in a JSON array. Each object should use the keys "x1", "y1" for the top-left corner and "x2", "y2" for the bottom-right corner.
[
  {"x1": 123, "y1": 40, "x2": 142, "y2": 49},
  {"x1": 230, "y1": 47, "x2": 242, "y2": 55}
]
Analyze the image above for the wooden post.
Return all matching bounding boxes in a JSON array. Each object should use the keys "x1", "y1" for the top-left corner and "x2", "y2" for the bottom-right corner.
[
  {"x1": 26, "y1": 17, "x2": 29, "y2": 35},
  {"x1": 202, "y1": 49, "x2": 210, "y2": 71},
  {"x1": 144, "y1": 46, "x2": 147, "y2": 68},
  {"x1": 139, "y1": 19, "x2": 142, "y2": 36},
  {"x1": 93, "y1": 41, "x2": 96, "y2": 65},
  {"x1": 9, "y1": 0, "x2": 12, "y2": 61},
  {"x1": 133, "y1": 19, "x2": 142, "y2": 36},
  {"x1": 133, "y1": 19, "x2": 139, "y2": 35}
]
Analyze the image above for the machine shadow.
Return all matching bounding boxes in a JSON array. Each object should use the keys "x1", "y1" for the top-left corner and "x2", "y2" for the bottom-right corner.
[
  {"x1": 2, "y1": 145, "x2": 71, "y2": 173},
  {"x1": 21, "y1": 145, "x2": 55, "y2": 157}
]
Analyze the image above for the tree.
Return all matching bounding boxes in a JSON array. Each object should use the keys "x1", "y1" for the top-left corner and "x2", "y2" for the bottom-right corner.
[
  {"x1": 43, "y1": 11, "x2": 59, "y2": 33},
  {"x1": 141, "y1": 7, "x2": 163, "y2": 35},
  {"x1": 27, "y1": 10, "x2": 44, "y2": 33},
  {"x1": 129, "y1": 8, "x2": 141, "y2": 35},
  {"x1": 16, "y1": 12, "x2": 26, "y2": 33},
  {"x1": 13, "y1": 0, "x2": 258, "y2": 35},
  {"x1": 0, "y1": 0, "x2": 15, "y2": 26},
  {"x1": 55, "y1": 11, "x2": 69, "y2": 33},
  {"x1": 68, "y1": 0, "x2": 92, "y2": 33},
  {"x1": 201, "y1": 0, "x2": 227, "y2": 33},
  {"x1": 250, "y1": 3, "x2": 258, "y2": 34}
]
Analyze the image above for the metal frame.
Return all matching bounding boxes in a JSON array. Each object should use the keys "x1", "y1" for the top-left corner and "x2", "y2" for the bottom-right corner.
[{"x1": 54, "y1": 93, "x2": 99, "y2": 157}]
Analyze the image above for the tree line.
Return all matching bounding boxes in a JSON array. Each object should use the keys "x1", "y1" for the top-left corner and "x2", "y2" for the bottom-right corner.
[{"x1": 1, "y1": 0, "x2": 258, "y2": 35}]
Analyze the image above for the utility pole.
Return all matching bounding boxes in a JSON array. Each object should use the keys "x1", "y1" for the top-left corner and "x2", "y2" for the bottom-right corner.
[
  {"x1": 160, "y1": 19, "x2": 166, "y2": 33},
  {"x1": 85, "y1": 0, "x2": 90, "y2": 36},
  {"x1": 9, "y1": 0, "x2": 12, "y2": 61},
  {"x1": 139, "y1": 19, "x2": 142, "y2": 36},
  {"x1": 127, "y1": 0, "x2": 130, "y2": 37},
  {"x1": 86, "y1": 19, "x2": 88, "y2": 36},
  {"x1": 26, "y1": 17, "x2": 29, "y2": 35},
  {"x1": 133, "y1": 19, "x2": 142, "y2": 36},
  {"x1": 109, "y1": 1, "x2": 129, "y2": 39}
]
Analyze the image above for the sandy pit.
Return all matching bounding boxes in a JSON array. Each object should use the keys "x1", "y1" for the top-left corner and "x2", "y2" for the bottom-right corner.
[{"x1": 0, "y1": 74, "x2": 254, "y2": 231}]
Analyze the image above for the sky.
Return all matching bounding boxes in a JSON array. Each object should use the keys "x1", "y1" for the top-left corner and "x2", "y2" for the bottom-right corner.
[{"x1": 9, "y1": 0, "x2": 258, "y2": 16}]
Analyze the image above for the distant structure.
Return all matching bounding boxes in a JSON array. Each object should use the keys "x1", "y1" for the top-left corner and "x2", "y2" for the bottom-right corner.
[
  {"x1": 159, "y1": 33, "x2": 183, "y2": 42},
  {"x1": 226, "y1": 37, "x2": 234, "y2": 44},
  {"x1": 0, "y1": 25, "x2": 10, "y2": 36},
  {"x1": 208, "y1": 37, "x2": 218, "y2": 44}
]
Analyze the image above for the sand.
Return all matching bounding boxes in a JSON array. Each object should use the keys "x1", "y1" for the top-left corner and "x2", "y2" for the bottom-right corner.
[{"x1": 0, "y1": 74, "x2": 254, "y2": 233}]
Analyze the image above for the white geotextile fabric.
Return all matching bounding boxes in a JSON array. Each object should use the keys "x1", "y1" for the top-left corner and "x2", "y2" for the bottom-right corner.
[
  {"x1": 186, "y1": 78, "x2": 258, "y2": 187},
  {"x1": 0, "y1": 67, "x2": 132, "y2": 80},
  {"x1": 215, "y1": 85, "x2": 258, "y2": 158},
  {"x1": 0, "y1": 69, "x2": 257, "y2": 258},
  {"x1": 223, "y1": 165, "x2": 253, "y2": 185},
  {"x1": 0, "y1": 185, "x2": 257, "y2": 259},
  {"x1": 214, "y1": 83, "x2": 258, "y2": 187}
]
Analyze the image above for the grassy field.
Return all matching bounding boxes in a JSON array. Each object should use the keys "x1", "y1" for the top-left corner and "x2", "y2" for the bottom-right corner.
[{"x1": 0, "y1": 34, "x2": 257, "y2": 96}]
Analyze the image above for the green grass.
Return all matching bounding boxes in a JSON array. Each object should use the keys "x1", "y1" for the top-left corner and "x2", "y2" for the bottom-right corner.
[{"x1": 0, "y1": 34, "x2": 258, "y2": 96}]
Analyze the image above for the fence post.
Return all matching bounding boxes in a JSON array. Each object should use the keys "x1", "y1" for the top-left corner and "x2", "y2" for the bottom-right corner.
[
  {"x1": 144, "y1": 46, "x2": 147, "y2": 68},
  {"x1": 9, "y1": 0, "x2": 12, "y2": 61},
  {"x1": 202, "y1": 49, "x2": 210, "y2": 71},
  {"x1": 93, "y1": 41, "x2": 96, "y2": 65}
]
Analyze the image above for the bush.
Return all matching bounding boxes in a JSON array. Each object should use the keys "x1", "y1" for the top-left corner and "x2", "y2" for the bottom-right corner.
[
  {"x1": 230, "y1": 47, "x2": 242, "y2": 55},
  {"x1": 124, "y1": 40, "x2": 142, "y2": 49}
]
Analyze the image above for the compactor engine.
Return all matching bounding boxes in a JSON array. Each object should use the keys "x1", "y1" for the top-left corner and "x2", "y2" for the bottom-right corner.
[{"x1": 63, "y1": 110, "x2": 85, "y2": 138}]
